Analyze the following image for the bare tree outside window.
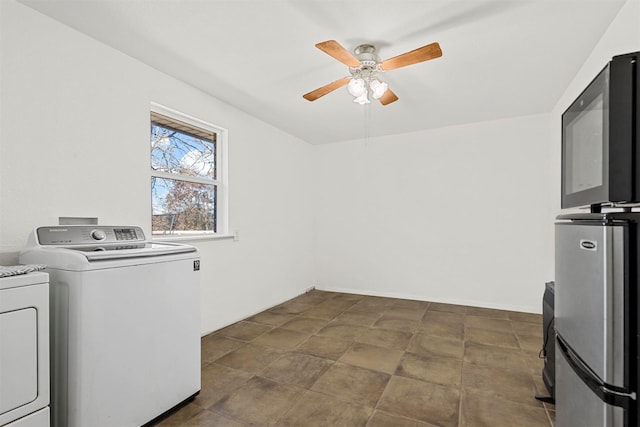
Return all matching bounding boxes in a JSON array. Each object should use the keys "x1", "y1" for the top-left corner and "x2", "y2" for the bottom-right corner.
[{"x1": 150, "y1": 109, "x2": 222, "y2": 236}]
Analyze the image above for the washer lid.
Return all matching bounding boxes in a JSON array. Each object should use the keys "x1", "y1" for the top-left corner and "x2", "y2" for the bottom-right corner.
[{"x1": 62, "y1": 242, "x2": 196, "y2": 261}]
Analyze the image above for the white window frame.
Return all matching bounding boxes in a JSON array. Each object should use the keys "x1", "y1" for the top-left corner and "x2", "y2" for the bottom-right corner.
[{"x1": 150, "y1": 102, "x2": 228, "y2": 239}]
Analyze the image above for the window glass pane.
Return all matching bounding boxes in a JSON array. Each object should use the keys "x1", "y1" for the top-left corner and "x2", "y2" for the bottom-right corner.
[
  {"x1": 151, "y1": 122, "x2": 216, "y2": 179},
  {"x1": 151, "y1": 177, "x2": 217, "y2": 234}
]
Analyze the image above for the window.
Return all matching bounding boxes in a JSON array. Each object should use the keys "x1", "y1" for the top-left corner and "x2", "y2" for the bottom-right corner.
[{"x1": 150, "y1": 104, "x2": 227, "y2": 237}]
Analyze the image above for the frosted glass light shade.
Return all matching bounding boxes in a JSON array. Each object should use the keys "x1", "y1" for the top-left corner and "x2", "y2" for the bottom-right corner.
[
  {"x1": 353, "y1": 93, "x2": 370, "y2": 104},
  {"x1": 347, "y1": 78, "x2": 366, "y2": 97},
  {"x1": 370, "y1": 79, "x2": 389, "y2": 99}
]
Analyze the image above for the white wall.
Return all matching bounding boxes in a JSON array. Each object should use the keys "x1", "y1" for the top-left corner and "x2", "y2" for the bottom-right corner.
[
  {"x1": 1, "y1": 0, "x2": 636, "y2": 326},
  {"x1": 314, "y1": 113, "x2": 553, "y2": 313},
  {"x1": 312, "y1": 0, "x2": 639, "y2": 314},
  {"x1": 0, "y1": 0, "x2": 315, "y2": 334}
]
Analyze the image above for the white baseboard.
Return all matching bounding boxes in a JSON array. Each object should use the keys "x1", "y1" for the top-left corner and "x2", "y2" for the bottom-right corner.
[{"x1": 314, "y1": 285, "x2": 541, "y2": 315}]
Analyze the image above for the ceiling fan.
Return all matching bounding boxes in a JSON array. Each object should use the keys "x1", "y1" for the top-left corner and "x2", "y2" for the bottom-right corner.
[{"x1": 303, "y1": 40, "x2": 442, "y2": 106}]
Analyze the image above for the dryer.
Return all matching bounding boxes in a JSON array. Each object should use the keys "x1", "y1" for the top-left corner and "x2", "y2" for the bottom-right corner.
[
  {"x1": 0, "y1": 271, "x2": 49, "y2": 427},
  {"x1": 19, "y1": 226, "x2": 200, "y2": 427}
]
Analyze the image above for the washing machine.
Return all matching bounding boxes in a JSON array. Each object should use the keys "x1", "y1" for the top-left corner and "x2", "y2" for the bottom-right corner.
[
  {"x1": 19, "y1": 226, "x2": 200, "y2": 427},
  {"x1": 0, "y1": 271, "x2": 49, "y2": 427}
]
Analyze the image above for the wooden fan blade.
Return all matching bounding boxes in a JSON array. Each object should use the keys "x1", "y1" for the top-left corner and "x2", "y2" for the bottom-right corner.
[
  {"x1": 303, "y1": 77, "x2": 350, "y2": 101},
  {"x1": 381, "y1": 42, "x2": 442, "y2": 71},
  {"x1": 378, "y1": 88, "x2": 399, "y2": 105},
  {"x1": 315, "y1": 40, "x2": 360, "y2": 67}
]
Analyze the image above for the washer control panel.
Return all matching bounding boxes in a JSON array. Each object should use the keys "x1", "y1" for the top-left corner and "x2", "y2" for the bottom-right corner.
[
  {"x1": 36, "y1": 226, "x2": 146, "y2": 246},
  {"x1": 91, "y1": 229, "x2": 107, "y2": 241}
]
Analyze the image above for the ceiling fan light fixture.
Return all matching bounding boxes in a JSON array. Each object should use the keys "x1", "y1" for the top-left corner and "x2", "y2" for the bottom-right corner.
[
  {"x1": 347, "y1": 78, "x2": 366, "y2": 97},
  {"x1": 304, "y1": 39, "x2": 442, "y2": 106},
  {"x1": 369, "y1": 78, "x2": 389, "y2": 99},
  {"x1": 353, "y1": 92, "x2": 370, "y2": 105}
]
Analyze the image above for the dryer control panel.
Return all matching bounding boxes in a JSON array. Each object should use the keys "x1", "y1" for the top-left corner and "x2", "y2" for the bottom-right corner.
[{"x1": 36, "y1": 226, "x2": 146, "y2": 246}]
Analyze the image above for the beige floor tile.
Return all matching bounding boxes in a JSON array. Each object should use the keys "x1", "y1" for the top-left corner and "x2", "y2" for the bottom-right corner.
[
  {"x1": 196, "y1": 363, "x2": 252, "y2": 408},
  {"x1": 302, "y1": 304, "x2": 346, "y2": 320},
  {"x1": 200, "y1": 335, "x2": 245, "y2": 365},
  {"x1": 524, "y1": 353, "x2": 546, "y2": 375},
  {"x1": 366, "y1": 411, "x2": 436, "y2": 427},
  {"x1": 213, "y1": 343, "x2": 282, "y2": 373},
  {"x1": 377, "y1": 376, "x2": 459, "y2": 427},
  {"x1": 182, "y1": 409, "x2": 243, "y2": 427},
  {"x1": 349, "y1": 297, "x2": 392, "y2": 313},
  {"x1": 422, "y1": 310, "x2": 465, "y2": 325},
  {"x1": 251, "y1": 327, "x2": 310, "y2": 350},
  {"x1": 216, "y1": 320, "x2": 272, "y2": 341},
  {"x1": 460, "y1": 389, "x2": 549, "y2": 427},
  {"x1": 290, "y1": 291, "x2": 333, "y2": 305},
  {"x1": 210, "y1": 376, "x2": 301, "y2": 425},
  {"x1": 331, "y1": 292, "x2": 365, "y2": 303},
  {"x1": 464, "y1": 341, "x2": 528, "y2": 371},
  {"x1": 333, "y1": 310, "x2": 382, "y2": 327},
  {"x1": 390, "y1": 299, "x2": 430, "y2": 311},
  {"x1": 508, "y1": 311, "x2": 543, "y2": 324},
  {"x1": 428, "y1": 302, "x2": 467, "y2": 314},
  {"x1": 327, "y1": 294, "x2": 363, "y2": 310},
  {"x1": 246, "y1": 310, "x2": 296, "y2": 326},
  {"x1": 279, "y1": 390, "x2": 372, "y2": 427},
  {"x1": 269, "y1": 300, "x2": 317, "y2": 315},
  {"x1": 159, "y1": 406, "x2": 245, "y2": 427},
  {"x1": 408, "y1": 333, "x2": 464, "y2": 359},
  {"x1": 517, "y1": 334, "x2": 544, "y2": 354},
  {"x1": 311, "y1": 362, "x2": 391, "y2": 407},
  {"x1": 356, "y1": 328, "x2": 413, "y2": 350},
  {"x1": 464, "y1": 327, "x2": 519, "y2": 349},
  {"x1": 465, "y1": 306, "x2": 510, "y2": 319},
  {"x1": 155, "y1": 403, "x2": 205, "y2": 426},
  {"x1": 186, "y1": 294, "x2": 553, "y2": 427},
  {"x1": 417, "y1": 319, "x2": 464, "y2": 340},
  {"x1": 339, "y1": 342, "x2": 404, "y2": 374},
  {"x1": 462, "y1": 363, "x2": 541, "y2": 408},
  {"x1": 396, "y1": 352, "x2": 462, "y2": 387},
  {"x1": 383, "y1": 306, "x2": 428, "y2": 321},
  {"x1": 512, "y1": 320, "x2": 544, "y2": 337},
  {"x1": 464, "y1": 315, "x2": 513, "y2": 333},
  {"x1": 533, "y1": 374, "x2": 552, "y2": 398},
  {"x1": 317, "y1": 321, "x2": 368, "y2": 341},
  {"x1": 546, "y1": 408, "x2": 556, "y2": 425},
  {"x1": 279, "y1": 316, "x2": 329, "y2": 334},
  {"x1": 297, "y1": 335, "x2": 353, "y2": 360},
  {"x1": 261, "y1": 352, "x2": 333, "y2": 388},
  {"x1": 373, "y1": 314, "x2": 419, "y2": 333}
]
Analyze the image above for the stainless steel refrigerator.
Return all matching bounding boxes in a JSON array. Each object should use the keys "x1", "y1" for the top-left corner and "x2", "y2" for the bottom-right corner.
[{"x1": 555, "y1": 212, "x2": 638, "y2": 426}]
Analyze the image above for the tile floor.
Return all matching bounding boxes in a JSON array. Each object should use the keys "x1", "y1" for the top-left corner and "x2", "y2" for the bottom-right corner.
[{"x1": 156, "y1": 290, "x2": 555, "y2": 426}]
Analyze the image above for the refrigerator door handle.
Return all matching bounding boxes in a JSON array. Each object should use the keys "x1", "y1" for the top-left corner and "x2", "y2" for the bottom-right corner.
[{"x1": 557, "y1": 335, "x2": 636, "y2": 409}]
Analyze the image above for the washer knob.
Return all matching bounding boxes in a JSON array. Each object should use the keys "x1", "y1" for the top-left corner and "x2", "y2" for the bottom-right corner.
[{"x1": 91, "y1": 229, "x2": 107, "y2": 241}]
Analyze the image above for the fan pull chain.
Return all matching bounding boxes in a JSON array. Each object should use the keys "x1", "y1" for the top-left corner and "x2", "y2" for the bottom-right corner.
[{"x1": 363, "y1": 102, "x2": 371, "y2": 148}]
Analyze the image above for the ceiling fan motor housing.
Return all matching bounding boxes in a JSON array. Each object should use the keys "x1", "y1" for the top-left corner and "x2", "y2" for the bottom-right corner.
[
  {"x1": 350, "y1": 44, "x2": 382, "y2": 78},
  {"x1": 354, "y1": 44, "x2": 379, "y2": 61}
]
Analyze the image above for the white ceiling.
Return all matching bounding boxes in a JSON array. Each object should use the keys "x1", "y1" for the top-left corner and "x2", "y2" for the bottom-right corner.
[{"x1": 20, "y1": 0, "x2": 625, "y2": 144}]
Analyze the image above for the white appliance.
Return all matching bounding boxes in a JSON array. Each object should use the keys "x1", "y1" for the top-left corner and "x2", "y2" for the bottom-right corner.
[
  {"x1": 0, "y1": 271, "x2": 50, "y2": 427},
  {"x1": 19, "y1": 226, "x2": 201, "y2": 427}
]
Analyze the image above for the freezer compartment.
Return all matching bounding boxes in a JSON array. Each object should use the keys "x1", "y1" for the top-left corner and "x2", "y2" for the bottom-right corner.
[
  {"x1": 554, "y1": 221, "x2": 626, "y2": 385},
  {"x1": 556, "y1": 334, "x2": 626, "y2": 427}
]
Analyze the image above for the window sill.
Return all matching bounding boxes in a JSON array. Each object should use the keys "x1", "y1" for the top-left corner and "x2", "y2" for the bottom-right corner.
[{"x1": 152, "y1": 233, "x2": 236, "y2": 243}]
